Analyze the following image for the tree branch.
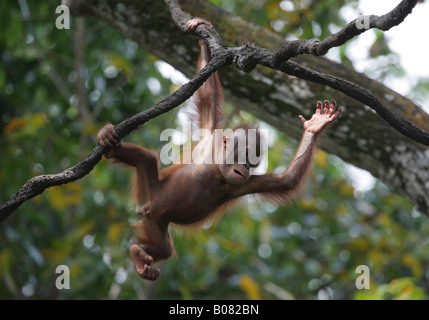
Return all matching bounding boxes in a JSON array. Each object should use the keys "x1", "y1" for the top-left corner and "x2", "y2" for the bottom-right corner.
[
  {"x1": 272, "y1": 0, "x2": 418, "y2": 63},
  {"x1": 275, "y1": 60, "x2": 429, "y2": 146},
  {"x1": 165, "y1": 0, "x2": 223, "y2": 55},
  {"x1": 0, "y1": 52, "x2": 232, "y2": 221}
]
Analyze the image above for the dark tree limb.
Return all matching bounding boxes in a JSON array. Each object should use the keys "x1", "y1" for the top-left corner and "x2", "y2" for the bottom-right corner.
[
  {"x1": 267, "y1": 59, "x2": 429, "y2": 146},
  {"x1": 165, "y1": 0, "x2": 223, "y2": 55},
  {"x1": 272, "y1": 0, "x2": 418, "y2": 63},
  {"x1": 0, "y1": 53, "x2": 231, "y2": 221}
]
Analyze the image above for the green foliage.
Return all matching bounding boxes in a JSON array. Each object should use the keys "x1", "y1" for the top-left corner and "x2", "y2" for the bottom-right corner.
[{"x1": 1, "y1": 0, "x2": 428, "y2": 300}]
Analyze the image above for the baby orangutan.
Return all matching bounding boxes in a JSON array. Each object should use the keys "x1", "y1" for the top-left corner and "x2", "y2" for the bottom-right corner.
[{"x1": 97, "y1": 18, "x2": 341, "y2": 280}]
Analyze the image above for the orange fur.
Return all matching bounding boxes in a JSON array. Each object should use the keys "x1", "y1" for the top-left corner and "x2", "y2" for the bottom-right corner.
[{"x1": 96, "y1": 18, "x2": 331, "y2": 281}]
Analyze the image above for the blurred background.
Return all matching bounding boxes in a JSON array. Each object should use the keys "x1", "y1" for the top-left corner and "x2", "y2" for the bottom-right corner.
[{"x1": 1, "y1": 0, "x2": 429, "y2": 299}]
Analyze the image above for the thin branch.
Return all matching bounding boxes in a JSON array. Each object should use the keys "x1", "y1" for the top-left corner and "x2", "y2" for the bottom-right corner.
[
  {"x1": 0, "y1": 52, "x2": 232, "y2": 221},
  {"x1": 165, "y1": 0, "x2": 223, "y2": 55},
  {"x1": 272, "y1": 0, "x2": 418, "y2": 64},
  {"x1": 268, "y1": 59, "x2": 429, "y2": 146}
]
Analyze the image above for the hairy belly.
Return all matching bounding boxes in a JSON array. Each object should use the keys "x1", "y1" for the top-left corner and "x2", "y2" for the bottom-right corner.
[{"x1": 152, "y1": 164, "x2": 227, "y2": 225}]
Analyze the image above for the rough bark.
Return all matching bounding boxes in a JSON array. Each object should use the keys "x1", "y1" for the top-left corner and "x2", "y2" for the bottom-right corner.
[{"x1": 1, "y1": 0, "x2": 428, "y2": 218}]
